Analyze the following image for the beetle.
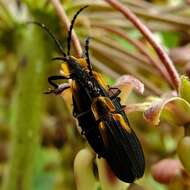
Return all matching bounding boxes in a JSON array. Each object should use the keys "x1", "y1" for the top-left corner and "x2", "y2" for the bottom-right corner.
[{"x1": 32, "y1": 6, "x2": 145, "y2": 182}]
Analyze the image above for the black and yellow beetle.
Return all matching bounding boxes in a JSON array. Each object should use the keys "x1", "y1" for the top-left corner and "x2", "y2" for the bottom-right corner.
[{"x1": 32, "y1": 6, "x2": 145, "y2": 182}]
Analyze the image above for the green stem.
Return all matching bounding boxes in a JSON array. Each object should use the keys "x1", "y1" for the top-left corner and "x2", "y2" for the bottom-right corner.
[{"x1": 3, "y1": 25, "x2": 49, "y2": 190}]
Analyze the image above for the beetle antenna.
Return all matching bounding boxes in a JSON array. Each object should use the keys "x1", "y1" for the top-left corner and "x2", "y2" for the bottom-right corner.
[
  {"x1": 84, "y1": 37, "x2": 92, "y2": 75},
  {"x1": 67, "y1": 5, "x2": 88, "y2": 56},
  {"x1": 51, "y1": 57, "x2": 68, "y2": 62},
  {"x1": 27, "y1": 21, "x2": 66, "y2": 56}
]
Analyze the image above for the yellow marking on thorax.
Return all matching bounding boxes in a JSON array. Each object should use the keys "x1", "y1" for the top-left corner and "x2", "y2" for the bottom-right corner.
[
  {"x1": 60, "y1": 56, "x2": 88, "y2": 76},
  {"x1": 78, "y1": 58, "x2": 88, "y2": 68}
]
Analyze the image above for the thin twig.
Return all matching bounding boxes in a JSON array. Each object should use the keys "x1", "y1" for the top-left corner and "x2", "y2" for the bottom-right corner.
[
  {"x1": 91, "y1": 40, "x2": 158, "y2": 75},
  {"x1": 94, "y1": 37, "x2": 162, "y2": 75},
  {"x1": 91, "y1": 57, "x2": 120, "y2": 79},
  {"x1": 93, "y1": 24, "x2": 172, "y2": 86},
  {"x1": 50, "y1": 0, "x2": 82, "y2": 57},
  {"x1": 105, "y1": 0, "x2": 180, "y2": 90},
  {"x1": 91, "y1": 41, "x2": 162, "y2": 95},
  {"x1": 71, "y1": 2, "x2": 190, "y2": 28},
  {"x1": 94, "y1": 36, "x2": 150, "y2": 65},
  {"x1": 132, "y1": 8, "x2": 190, "y2": 28},
  {"x1": 124, "y1": 0, "x2": 153, "y2": 9}
]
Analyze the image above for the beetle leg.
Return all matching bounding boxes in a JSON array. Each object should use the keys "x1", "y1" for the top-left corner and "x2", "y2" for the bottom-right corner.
[
  {"x1": 81, "y1": 130, "x2": 85, "y2": 135},
  {"x1": 121, "y1": 105, "x2": 126, "y2": 110},
  {"x1": 45, "y1": 75, "x2": 70, "y2": 94},
  {"x1": 108, "y1": 87, "x2": 121, "y2": 99},
  {"x1": 45, "y1": 83, "x2": 70, "y2": 95},
  {"x1": 74, "y1": 109, "x2": 91, "y2": 119},
  {"x1": 48, "y1": 75, "x2": 69, "y2": 87}
]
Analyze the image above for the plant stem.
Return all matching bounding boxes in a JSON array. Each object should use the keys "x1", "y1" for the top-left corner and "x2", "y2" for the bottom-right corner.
[
  {"x1": 50, "y1": 0, "x2": 82, "y2": 57},
  {"x1": 93, "y1": 24, "x2": 172, "y2": 86},
  {"x1": 91, "y1": 42, "x2": 162, "y2": 95},
  {"x1": 91, "y1": 40, "x2": 157, "y2": 75},
  {"x1": 94, "y1": 36, "x2": 150, "y2": 65},
  {"x1": 3, "y1": 25, "x2": 48, "y2": 190},
  {"x1": 71, "y1": 2, "x2": 190, "y2": 28},
  {"x1": 131, "y1": 8, "x2": 190, "y2": 28},
  {"x1": 105, "y1": 0, "x2": 180, "y2": 90},
  {"x1": 91, "y1": 57, "x2": 120, "y2": 79}
]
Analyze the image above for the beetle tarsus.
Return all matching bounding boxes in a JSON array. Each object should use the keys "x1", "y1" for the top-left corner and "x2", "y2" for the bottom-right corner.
[{"x1": 108, "y1": 87, "x2": 121, "y2": 99}]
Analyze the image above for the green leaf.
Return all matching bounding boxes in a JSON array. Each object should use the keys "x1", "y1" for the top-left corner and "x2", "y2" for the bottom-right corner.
[
  {"x1": 112, "y1": 35, "x2": 135, "y2": 53},
  {"x1": 160, "y1": 31, "x2": 180, "y2": 48}
]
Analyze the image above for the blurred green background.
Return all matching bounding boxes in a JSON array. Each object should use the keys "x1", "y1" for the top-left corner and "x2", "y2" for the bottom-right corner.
[{"x1": 1, "y1": 0, "x2": 190, "y2": 190}]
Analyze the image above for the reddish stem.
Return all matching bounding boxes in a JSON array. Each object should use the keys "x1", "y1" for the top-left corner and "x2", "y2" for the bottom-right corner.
[{"x1": 105, "y1": 0, "x2": 180, "y2": 90}]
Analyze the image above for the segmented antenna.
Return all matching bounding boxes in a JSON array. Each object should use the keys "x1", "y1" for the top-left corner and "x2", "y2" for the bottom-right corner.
[
  {"x1": 84, "y1": 37, "x2": 92, "y2": 74},
  {"x1": 27, "y1": 21, "x2": 66, "y2": 56},
  {"x1": 67, "y1": 5, "x2": 88, "y2": 55}
]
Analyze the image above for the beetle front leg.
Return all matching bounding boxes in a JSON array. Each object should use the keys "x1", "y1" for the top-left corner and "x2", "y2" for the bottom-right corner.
[
  {"x1": 45, "y1": 75, "x2": 70, "y2": 94},
  {"x1": 48, "y1": 75, "x2": 69, "y2": 87}
]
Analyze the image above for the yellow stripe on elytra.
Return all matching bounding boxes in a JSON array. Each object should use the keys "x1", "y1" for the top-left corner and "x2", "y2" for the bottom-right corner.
[
  {"x1": 112, "y1": 114, "x2": 131, "y2": 133},
  {"x1": 91, "y1": 97, "x2": 116, "y2": 120},
  {"x1": 99, "y1": 121, "x2": 109, "y2": 145},
  {"x1": 92, "y1": 71, "x2": 109, "y2": 91},
  {"x1": 102, "y1": 97, "x2": 115, "y2": 112}
]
